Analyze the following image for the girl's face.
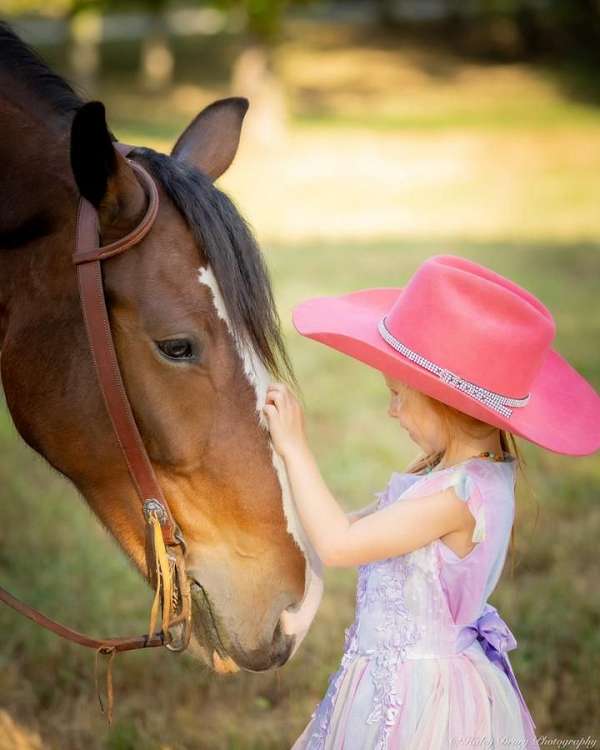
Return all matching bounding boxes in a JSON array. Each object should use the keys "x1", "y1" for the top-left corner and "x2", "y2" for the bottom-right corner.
[{"x1": 383, "y1": 374, "x2": 445, "y2": 454}]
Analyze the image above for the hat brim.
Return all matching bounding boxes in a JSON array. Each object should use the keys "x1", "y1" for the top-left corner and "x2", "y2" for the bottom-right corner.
[{"x1": 292, "y1": 288, "x2": 600, "y2": 456}]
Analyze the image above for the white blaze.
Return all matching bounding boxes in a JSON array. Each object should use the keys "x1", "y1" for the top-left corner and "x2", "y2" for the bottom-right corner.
[{"x1": 198, "y1": 264, "x2": 323, "y2": 659}]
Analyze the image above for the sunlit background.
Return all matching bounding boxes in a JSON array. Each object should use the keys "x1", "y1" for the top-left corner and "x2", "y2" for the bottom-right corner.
[{"x1": 1, "y1": 1, "x2": 599, "y2": 748}]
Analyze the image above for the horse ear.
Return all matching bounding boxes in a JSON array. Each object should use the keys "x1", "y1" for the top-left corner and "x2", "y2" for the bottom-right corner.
[
  {"x1": 70, "y1": 101, "x2": 147, "y2": 242},
  {"x1": 171, "y1": 97, "x2": 249, "y2": 180}
]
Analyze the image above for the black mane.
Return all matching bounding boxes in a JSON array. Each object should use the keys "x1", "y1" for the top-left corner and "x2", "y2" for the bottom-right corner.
[
  {"x1": 0, "y1": 20, "x2": 295, "y2": 386},
  {"x1": 130, "y1": 147, "x2": 296, "y2": 386},
  {"x1": 0, "y1": 20, "x2": 83, "y2": 116}
]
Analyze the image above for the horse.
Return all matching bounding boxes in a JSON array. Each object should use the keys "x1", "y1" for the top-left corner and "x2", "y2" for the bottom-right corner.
[{"x1": 0, "y1": 20, "x2": 323, "y2": 679}]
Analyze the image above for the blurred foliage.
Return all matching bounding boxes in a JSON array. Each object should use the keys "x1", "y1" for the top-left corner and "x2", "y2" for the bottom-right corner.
[
  {"x1": 1, "y1": 0, "x2": 73, "y2": 16},
  {"x1": 211, "y1": 0, "x2": 314, "y2": 42},
  {"x1": 3, "y1": 0, "x2": 600, "y2": 55},
  {"x1": 378, "y1": 0, "x2": 600, "y2": 60},
  {"x1": 2, "y1": 0, "x2": 317, "y2": 42}
]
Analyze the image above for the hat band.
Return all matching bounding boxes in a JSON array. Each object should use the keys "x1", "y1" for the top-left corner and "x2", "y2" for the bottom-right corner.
[{"x1": 377, "y1": 316, "x2": 531, "y2": 419}]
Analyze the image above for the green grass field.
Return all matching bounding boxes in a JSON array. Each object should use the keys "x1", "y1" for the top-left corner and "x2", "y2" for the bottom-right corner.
[{"x1": 1, "y1": 18, "x2": 600, "y2": 750}]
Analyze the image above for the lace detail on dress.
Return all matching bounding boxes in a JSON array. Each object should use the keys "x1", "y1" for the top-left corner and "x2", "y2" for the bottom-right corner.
[
  {"x1": 305, "y1": 477, "x2": 437, "y2": 750},
  {"x1": 358, "y1": 486, "x2": 435, "y2": 750},
  {"x1": 361, "y1": 555, "x2": 425, "y2": 750},
  {"x1": 304, "y1": 564, "x2": 370, "y2": 750}
]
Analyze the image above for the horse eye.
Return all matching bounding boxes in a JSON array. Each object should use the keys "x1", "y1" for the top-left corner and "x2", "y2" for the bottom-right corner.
[{"x1": 157, "y1": 338, "x2": 195, "y2": 360}]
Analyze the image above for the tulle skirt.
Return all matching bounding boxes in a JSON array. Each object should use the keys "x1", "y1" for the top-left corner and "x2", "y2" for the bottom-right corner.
[{"x1": 291, "y1": 641, "x2": 539, "y2": 750}]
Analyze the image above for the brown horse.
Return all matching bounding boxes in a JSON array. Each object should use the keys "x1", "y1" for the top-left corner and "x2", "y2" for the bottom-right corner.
[{"x1": 0, "y1": 21, "x2": 323, "y2": 674}]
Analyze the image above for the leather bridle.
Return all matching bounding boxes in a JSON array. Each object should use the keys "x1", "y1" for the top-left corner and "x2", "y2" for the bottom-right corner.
[{"x1": 0, "y1": 141, "x2": 192, "y2": 723}]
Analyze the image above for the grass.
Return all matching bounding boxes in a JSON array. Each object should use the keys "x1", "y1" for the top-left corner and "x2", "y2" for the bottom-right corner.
[
  {"x1": 1, "y1": 242, "x2": 599, "y2": 748},
  {"x1": 2, "y1": 15, "x2": 600, "y2": 750}
]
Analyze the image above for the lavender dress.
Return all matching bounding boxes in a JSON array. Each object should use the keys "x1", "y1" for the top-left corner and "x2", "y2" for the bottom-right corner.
[{"x1": 291, "y1": 456, "x2": 539, "y2": 750}]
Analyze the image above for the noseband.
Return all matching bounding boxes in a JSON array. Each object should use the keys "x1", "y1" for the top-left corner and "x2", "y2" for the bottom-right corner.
[{"x1": 0, "y1": 141, "x2": 192, "y2": 723}]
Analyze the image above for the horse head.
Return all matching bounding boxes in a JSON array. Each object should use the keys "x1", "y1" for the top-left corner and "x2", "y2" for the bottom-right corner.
[{"x1": 0, "y1": 21, "x2": 323, "y2": 674}]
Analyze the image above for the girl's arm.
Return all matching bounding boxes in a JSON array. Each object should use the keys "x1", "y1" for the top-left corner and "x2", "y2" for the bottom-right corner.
[
  {"x1": 262, "y1": 383, "x2": 471, "y2": 568},
  {"x1": 282, "y1": 439, "x2": 470, "y2": 567}
]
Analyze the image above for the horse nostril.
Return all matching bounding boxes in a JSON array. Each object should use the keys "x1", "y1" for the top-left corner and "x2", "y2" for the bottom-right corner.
[{"x1": 271, "y1": 619, "x2": 295, "y2": 666}]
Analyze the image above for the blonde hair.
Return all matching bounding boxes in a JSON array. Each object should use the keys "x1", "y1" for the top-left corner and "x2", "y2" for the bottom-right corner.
[{"x1": 399, "y1": 383, "x2": 540, "y2": 577}]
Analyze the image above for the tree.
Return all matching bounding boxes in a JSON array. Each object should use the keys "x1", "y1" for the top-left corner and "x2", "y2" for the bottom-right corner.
[{"x1": 211, "y1": 0, "x2": 314, "y2": 146}]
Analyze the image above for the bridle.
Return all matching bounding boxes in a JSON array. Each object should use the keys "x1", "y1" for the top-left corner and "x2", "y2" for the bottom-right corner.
[{"x1": 0, "y1": 141, "x2": 192, "y2": 724}]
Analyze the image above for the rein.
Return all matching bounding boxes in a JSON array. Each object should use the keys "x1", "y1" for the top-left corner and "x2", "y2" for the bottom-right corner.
[{"x1": 0, "y1": 141, "x2": 192, "y2": 725}]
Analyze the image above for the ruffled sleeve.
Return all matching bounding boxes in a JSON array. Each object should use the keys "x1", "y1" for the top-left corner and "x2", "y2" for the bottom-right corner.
[
  {"x1": 410, "y1": 459, "x2": 517, "y2": 626},
  {"x1": 403, "y1": 462, "x2": 487, "y2": 549},
  {"x1": 444, "y1": 464, "x2": 486, "y2": 544}
]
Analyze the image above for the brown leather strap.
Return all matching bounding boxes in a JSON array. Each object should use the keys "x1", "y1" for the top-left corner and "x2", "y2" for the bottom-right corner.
[
  {"x1": 72, "y1": 146, "x2": 159, "y2": 264},
  {"x1": 0, "y1": 541, "x2": 190, "y2": 651},
  {"x1": 73, "y1": 146, "x2": 178, "y2": 544},
  {"x1": 0, "y1": 141, "x2": 191, "y2": 662},
  {"x1": 0, "y1": 583, "x2": 165, "y2": 651},
  {"x1": 74, "y1": 228, "x2": 178, "y2": 543}
]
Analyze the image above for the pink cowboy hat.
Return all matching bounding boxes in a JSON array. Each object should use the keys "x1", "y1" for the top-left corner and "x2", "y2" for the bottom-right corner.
[{"x1": 292, "y1": 254, "x2": 600, "y2": 456}]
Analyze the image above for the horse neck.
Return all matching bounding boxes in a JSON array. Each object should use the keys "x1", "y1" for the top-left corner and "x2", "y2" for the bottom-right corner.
[{"x1": 0, "y1": 80, "x2": 79, "y2": 348}]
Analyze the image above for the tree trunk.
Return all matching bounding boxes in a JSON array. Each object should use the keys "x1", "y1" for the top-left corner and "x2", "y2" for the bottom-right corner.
[
  {"x1": 68, "y1": 8, "x2": 103, "y2": 96},
  {"x1": 140, "y1": 11, "x2": 174, "y2": 92},
  {"x1": 230, "y1": 40, "x2": 287, "y2": 150}
]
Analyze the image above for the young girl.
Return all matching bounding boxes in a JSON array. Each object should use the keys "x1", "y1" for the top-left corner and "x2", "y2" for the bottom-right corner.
[{"x1": 262, "y1": 254, "x2": 600, "y2": 750}]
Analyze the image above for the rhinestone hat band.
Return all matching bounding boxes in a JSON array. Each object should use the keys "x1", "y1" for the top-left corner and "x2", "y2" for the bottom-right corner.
[{"x1": 377, "y1": 316, "x2": 531, "y2": 419}]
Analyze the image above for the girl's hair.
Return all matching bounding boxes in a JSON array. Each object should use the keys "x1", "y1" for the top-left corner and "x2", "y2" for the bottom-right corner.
[{"x1": 399, "y1": 384, "x2": 540, "y2": 577}]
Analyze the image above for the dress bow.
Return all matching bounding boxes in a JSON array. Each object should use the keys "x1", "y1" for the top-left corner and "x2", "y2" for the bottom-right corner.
[{"x1": 458, "y1": 603, "x2": 536, "y2": 730}]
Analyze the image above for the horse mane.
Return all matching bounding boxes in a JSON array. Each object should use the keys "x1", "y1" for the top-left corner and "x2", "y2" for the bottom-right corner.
[
  {"x1": 0, "y1": 20, "x2": 83, "y2": 115},
  {"x1": 131, "y1": 147, "x2": 296, "y2": 386},
  {"x1": 0, "y1": 20, "x2": 295, "y2": 385}
]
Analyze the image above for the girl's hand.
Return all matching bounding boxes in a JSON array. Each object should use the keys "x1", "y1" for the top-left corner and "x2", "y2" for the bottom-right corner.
[{"x1": 262, "y1": 383, "x2": 307, "y2": 459}]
